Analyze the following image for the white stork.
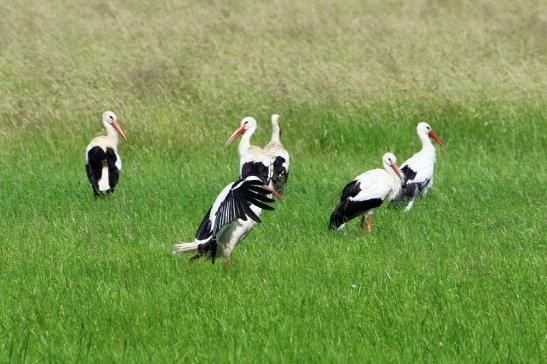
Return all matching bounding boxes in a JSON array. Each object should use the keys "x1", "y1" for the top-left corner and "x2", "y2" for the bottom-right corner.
[
  {"x1": 392, "y1": 122, "x2": 444, "y2": 211},
  {"x1": 84, "y1": 111, "x2": 127, "y2": 196},
  {"x1": 264, "y1": 114, "x2": 290, "y2": 193},
  {"x1": 172, "y1": 176, "x2": 283, "y2": 268},
  {"x1": 329, "y1": 153, "x2": 403, "y2": 232},
  {"x1": 225, "y1": 117, "x2": 270, "y2": 183}
]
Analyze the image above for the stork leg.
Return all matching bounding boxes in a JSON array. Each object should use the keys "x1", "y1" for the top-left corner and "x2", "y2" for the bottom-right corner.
[
  {"x1": 367, "y1": 214, "x2": 373, "y2": 233},
  {"x1": 360, "y1": 215, "x2": 367, "y2": 230},
  {"x1": 404, "y1": 198, "x2": 415, "y2": 212},
  {"x1": 223, "y1": 259, "x2": 230, "y2": 271}
]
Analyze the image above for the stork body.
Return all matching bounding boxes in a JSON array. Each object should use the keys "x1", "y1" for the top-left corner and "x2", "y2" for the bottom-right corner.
[
  {"x1": 172, "y1": 176, "x2": 283, "y2": 266},
  {"x1": 392, "y1": 122, "x2": 444, "y2": 211},
  {"x1": 264, "y1": 114, "x2": 290, "y2": 193},
  {"x1": 85, "y1": 111, "x2": 127, "y2": 195},
  {"x1": 329, "y1": 153, "x2": 403, "y2": 232},
  {"x1": 226, "y1": 117, "x2": 270, "y2": 183}
]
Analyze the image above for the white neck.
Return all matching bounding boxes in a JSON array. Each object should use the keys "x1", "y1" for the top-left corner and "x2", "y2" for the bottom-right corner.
[
  {"x1": 105, "y1": 124, "x2": 120, "y2": 145},
  {"x1": 270, "y1": 122, "x2": 281, "y2": 144},
  {"x1": 419, "y1": 132, "x2": 435, "y2": 153},
  {"x1": 383, "y1": 164, "x2": 403, "y2": 199},
  {"x1": 383, "y1": 163, "x2": 398, "y2": 180},
  {"x1": 238, "y1": 126, "x2": 255, "y2": 156}
]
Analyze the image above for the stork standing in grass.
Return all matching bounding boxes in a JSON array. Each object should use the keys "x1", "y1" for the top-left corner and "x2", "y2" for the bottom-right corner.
[
  {"x1": 225, "y1": 117, "x2": 271, "y2": 183},
  {"x1": 172, "y1": 176, "x2": 283, "y2": 268},
  {"x1": 85, "y1": 111, "x2": 127, "y2": 196},
  {"x1": 329, "y1": 153, "x2": 403, "y2": 232},
  {"x1": 392, "y1": 122, "x2": 444, "y2": 211},
  {"x1": 264, "y1": 114, "x2": 290, "y2": 193}
]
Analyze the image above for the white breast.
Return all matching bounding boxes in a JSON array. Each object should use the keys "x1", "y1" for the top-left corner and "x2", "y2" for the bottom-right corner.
[{"x1": 354, "y1": 169, "x2": 400, "y2": 202}]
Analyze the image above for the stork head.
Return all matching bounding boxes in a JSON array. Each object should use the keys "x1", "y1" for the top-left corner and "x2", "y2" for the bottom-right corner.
[
  {"x1": 102, "y1": 111, "x2": 127, "y2": 142},
  {"x1": 417, "y1": 121, "x2": 443, "y2": 146},
  {"x1": 225, "y1": 116, "x2": 257, "y2": 146},
  {"x1": 271, "y1": 114, "x2": 280, "y2": 125},
  {"x1": 383, "y1": 152, "x2": 403, "y2": 181}
]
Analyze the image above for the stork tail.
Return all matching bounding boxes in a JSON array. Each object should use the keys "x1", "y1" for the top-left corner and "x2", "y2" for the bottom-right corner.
[{"x1": 172, "y1": 241, "x2": 200, "y2": 255}]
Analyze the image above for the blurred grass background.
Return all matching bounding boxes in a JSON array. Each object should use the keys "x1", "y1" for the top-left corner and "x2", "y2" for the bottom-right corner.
[{"x1": 0, "y1": 1, "x2": 545, "y2": 362}]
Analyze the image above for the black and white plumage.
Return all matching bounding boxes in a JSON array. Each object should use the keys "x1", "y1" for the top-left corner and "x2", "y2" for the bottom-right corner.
[
  {"x1": 84, "y1": 111, "x2": 127, "y2": 195},
  {"x1": 264, "y1": 114, "x2": 290, "y2": 193},
  {"x1": 329, "y1": 153, "x2": 403, "y2": 232},
  {"x1": 172, "y1": 176, "x2": 283, "y2": 266},
  {"x1": 225, "y1": 117, "x2": 270, "y2": 183},
  {"x1": 391, "y1": 122, "x2": 444, "y2": 211}
]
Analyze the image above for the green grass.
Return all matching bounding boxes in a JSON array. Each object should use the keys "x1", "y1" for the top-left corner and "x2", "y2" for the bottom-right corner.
[{"x1": 1, "y1": 1, "x2": 546, "y2": 362}]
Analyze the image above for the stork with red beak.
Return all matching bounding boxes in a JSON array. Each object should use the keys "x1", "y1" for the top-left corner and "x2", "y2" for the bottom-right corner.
[
  {"x1": 225, "y1": 117, "x2": 270, "y2": 183},
  {"x1": 392, "y1": 122, "x2": 445, "y2": 211},
  {"x1": 264, "y1": 114, "x2": 290, "y2": 193},
  {"x1": 172, "y1": 176, "x2": 283, "y2": 268},
  {"x1": 84, "y1": 111, "x2": 127, "y2": 196},
  {"x1": 329, "y1": 153, "x2": 403, "y2": 232}
]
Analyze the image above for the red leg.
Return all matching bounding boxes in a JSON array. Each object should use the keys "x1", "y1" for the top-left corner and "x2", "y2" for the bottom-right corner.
[{"x1": 367, "y1": 214, "x2": 373, "y2": 233}]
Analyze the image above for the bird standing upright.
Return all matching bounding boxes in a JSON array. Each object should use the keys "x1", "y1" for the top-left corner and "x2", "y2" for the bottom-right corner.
[
  {"x1": 392, "y1": 122, "x2": 444, "y2": 211},
  {"x1": 85, "y1": 111, "x2": 127, "y2": 196},
  {"x1": 264, "y1": 114, "x2": 290, "y2": 193},
  {"x1": 329, "y1": 153, "x2": 403, "y2": 232},
  {"x1": 172, "y1": 176, "x2": 283, "y2": 268},
  {"x1": 225, "y1": 117, "x2": 270, "y2": 183}
]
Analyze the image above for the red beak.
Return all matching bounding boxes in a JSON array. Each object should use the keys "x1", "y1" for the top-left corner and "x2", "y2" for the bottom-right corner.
[
  {"x1": 112, "y1": 122, "x2": 127, "y2": 142},
  {"x1": 390, "y1": 163, "x2": 404, "y2": 181},
  {"x1": 428, "y1": 130, "x2": 444, "y2": 146},
  {"x1": 259, "y1": 184, "x2": 284, "y2": 200},
  {"x1": 225, "y1": 127, "x2": 245, "y2": 146}
]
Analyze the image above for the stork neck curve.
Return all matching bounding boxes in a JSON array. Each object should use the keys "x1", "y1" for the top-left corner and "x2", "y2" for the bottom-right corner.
[
  {"x1": 104, "y1": 124, "x2": 120, "y2": 145},
  {"x1": 419, "y1": 132, "x2": 435, "y2": 153},
  {"x1": 238, "y1": 125, "x2": 255, "y2": 155},
  {"x1": 383, "y1": 163, "x2": 398, "y2": 180},
  {"x1": 270, "y1": 121, "x2": 281, "y2": 144}
]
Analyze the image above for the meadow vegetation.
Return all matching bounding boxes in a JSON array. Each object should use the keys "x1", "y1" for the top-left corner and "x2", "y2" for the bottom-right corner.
[{"x1": 0, "y1": 0, "x2": 545, "y2": 362}]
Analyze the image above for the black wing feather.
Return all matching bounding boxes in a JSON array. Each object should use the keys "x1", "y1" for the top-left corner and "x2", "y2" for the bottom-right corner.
[
  {"x1": 195, "y1": 207, "x2": 213, "y2": 240},
  {"x1": 271, "y1": 156, "x2": 289, "y2": 192},
  {"x1": 212, "y1": 179, "x2": 277, "y2": 232},
  {"x1": 105, "y1": 148, "x2": 120, "y2": 191},
  {"x1": 329, "y1": 198, "x2": 383, "y2": 230},
  {"x1": 340, "y1": 180, "x2": 361, "y2": 202},
  {"x1": 86, "y1": 146, "x2": 107, "y2": 194},
  {"x1": 241, "y1": 162, "x2": 269, "y2": 183},
  {"x1": 400, "y1": 165, "x2": 417, "y2": 185}
]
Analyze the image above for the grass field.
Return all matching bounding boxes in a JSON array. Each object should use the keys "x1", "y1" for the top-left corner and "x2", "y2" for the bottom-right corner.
[{"x1": 1, "y1": 0, "x2": 546, "y2": 362}]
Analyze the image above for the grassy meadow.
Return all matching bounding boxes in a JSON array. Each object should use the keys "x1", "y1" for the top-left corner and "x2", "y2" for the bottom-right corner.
[{"x1": 0, "y1": 0, "x2": 546, "y2": 362}]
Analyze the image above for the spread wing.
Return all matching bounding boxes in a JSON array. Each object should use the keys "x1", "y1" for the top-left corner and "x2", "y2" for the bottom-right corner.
[{"x1": 212, "y1": 179, "x2": 276, "y2": 234}]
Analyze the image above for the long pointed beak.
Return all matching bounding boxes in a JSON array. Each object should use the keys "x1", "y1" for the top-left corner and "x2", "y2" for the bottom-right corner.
[
  {"x1": 428, "y1": 130, "x2": 444, "y2": 146},
  {"x1": 259, "y1": 184, "x2": 284, "y2": 200},
  {"x1": 390, "y1": 163, "x2": 404, "y2": 181},
  {"x1": 112, "y1": 122, "x2": 127, "y2": 142},
  {"x1": 225, "y1": 127, "x2": 245, "y2": 146}
]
